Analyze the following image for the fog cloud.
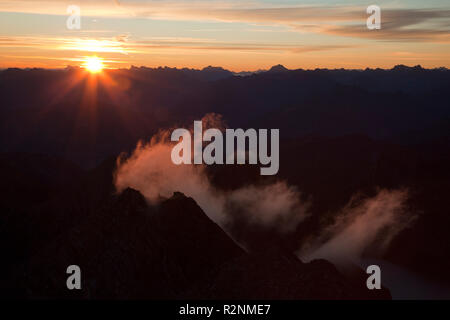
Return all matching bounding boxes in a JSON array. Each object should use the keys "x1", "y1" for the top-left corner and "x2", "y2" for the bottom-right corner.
[
  {"x1": 115, "y1": 114, "x2": 309, "y2": 232},
  {"x1": 299, "y1": 189, "x2": 416, "y2": 266},
  {"x1": 115, "y1": 115, "x2": 415, "y2": 262}
]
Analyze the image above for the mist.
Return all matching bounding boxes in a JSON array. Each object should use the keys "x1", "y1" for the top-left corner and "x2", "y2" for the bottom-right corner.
[
  {"x1": 298, "y1": 189, "x2": 416, "y2": 266},
  {"x1": 115, "y1": 114, "x2": 416, "y2": 264},
  {"x1": 114, "y1": 114, "x2": 309, "y2": 232}
]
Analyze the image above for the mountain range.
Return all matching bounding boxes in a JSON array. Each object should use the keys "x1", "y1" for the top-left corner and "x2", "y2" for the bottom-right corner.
[{"x1": 1, "y1": 65, "x2": 449, "y2": 298}]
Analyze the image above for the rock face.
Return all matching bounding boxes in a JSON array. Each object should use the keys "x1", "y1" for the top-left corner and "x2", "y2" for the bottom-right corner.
[{"x1": 7, "y1": 187, "x2": 390, "y2": 299}]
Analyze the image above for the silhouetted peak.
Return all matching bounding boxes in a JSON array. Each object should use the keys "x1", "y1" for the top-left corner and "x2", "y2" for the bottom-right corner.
[
  {"x1": 116, "y1": 187, "x2": 148, "y2": 211},
  {"x1": 171, "y1": 191, "x2": 187, "y2": 200},
  {"x1": 202, "y1": 66, "x2": 229, "y2": 72},
  {"x1": 392, "y1": 64, "x2": 424, "y2": 72},
  {"x1": 268, "y1": 64, "x2": 289, "y2": 73},
  {"x1": 199, "y1": 66, "x2": 233, "y2": 80},
  {"x1": 161, "y1": 191, "x2": 210, "y2": 223}
]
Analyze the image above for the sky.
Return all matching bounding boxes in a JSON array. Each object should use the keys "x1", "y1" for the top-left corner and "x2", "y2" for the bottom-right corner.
[{"x1": 0, "y1": 0, "x2": 449, "y2": 71}]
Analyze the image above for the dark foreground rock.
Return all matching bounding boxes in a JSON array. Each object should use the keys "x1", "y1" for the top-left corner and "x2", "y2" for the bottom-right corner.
[{"x1": 6, "y1": 188, "x2": 390, "y2": 299}]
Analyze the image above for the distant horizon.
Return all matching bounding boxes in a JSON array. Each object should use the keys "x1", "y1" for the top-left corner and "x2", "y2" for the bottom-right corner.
[{"x1": 1, "y1": 63, "x2": 447, "y2": 74}]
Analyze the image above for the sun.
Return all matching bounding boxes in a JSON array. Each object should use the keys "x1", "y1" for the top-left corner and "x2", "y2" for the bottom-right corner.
[{"x1": 83, "y1": 56, "x2": 104, "y2": 73}]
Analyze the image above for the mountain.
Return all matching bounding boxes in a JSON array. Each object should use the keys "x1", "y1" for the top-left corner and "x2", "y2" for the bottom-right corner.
[
  {"x1": 5, "y1": 182, "x2": 389, "y2": 299},
  {"x1": 198, "y1": 66, "x2": 234, "y2": 81},
  {"x1": 0, "y1": 152, "x2": 389, "y2": 299},
  {"x1": 267, "y1": 64, "x2": 289, "y2": 73},
  {"x1": 1, "y1": 66, "x2": 449, "y2": 168},
  {"x1": 1, "y1": 66, "x2": 449, "y2": 298}
]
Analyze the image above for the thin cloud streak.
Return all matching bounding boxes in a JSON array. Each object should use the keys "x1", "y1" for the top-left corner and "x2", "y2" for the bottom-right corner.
[
  {"x1": 0, "y1": 2, "x2": 449, "y2": 42},
  {"x1": 0, "y1": 35, "x2": 360, "y2": 55}
]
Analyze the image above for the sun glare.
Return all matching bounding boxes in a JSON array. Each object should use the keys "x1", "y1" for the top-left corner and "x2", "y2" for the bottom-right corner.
[{"x1": 83, "y1": 56, "x2": 104, "y2": 73}]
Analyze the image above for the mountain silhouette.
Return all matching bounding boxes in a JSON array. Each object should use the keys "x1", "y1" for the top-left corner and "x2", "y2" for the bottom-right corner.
[
  {"x1": 6, "y1": 181, "x2": 390, "y2": 299},
  {"x1": 267, "y1": 64, "x2": 289, "y2": 73},
  {"x1": 1, "y1": 65, "x2": 449, "y2": 298}
]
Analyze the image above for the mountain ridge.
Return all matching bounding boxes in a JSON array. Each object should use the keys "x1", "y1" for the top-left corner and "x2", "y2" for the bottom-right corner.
[{"x1": 4, "y1": 179, "x2": 391, "y2": 299}]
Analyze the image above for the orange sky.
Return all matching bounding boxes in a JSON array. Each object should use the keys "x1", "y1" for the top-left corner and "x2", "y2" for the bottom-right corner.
[{"x1": 0, "y1": 0, "x2": 449, "y2": 71}]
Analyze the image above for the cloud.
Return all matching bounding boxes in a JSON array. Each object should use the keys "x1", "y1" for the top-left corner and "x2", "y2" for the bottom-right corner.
[
  {"x1": 289, "y1": 45, "x2": 358, "y2": 54},
  {"x1": 298, "y1": 189, "x2": 417, "y2": 266},
  {"x1": 131, "y1": 42, "x2": 359, "y2": 53},
  {"x1": 226, "y1": 182, "x2": 310, "y2": 233},
  {"x1": 291, "y1": 8, "x2": 450, "y2": 43},
  {"x1": 114, "y1": 114, "x2": 416, "y2": 261},
  {"x1": 114, "y1": 113, "x2": 309, "y2": 232},
  {"x1": 1, "y1": 2, "x2": 449, "y2": 42},
  {"x1": 0, "y1": 36, "x2": 130, "y2": 53},
  {"x1": 0, "y1": 34, "x2": 358, "y2": 56}
]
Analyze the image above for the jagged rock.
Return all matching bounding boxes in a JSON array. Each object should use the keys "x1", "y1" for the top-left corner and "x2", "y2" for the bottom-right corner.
[{"x1": 8, "y1": 188, "x2": 390, "y2": 299}]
